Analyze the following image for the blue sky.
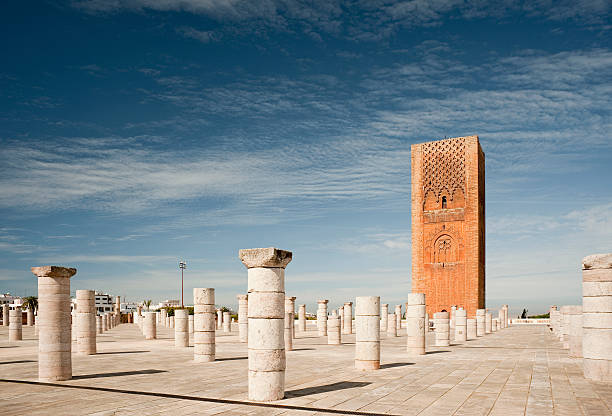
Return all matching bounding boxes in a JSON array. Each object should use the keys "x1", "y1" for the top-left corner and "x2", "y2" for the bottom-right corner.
[{"x1": 1, "y1": 1, "x2": 611, "y2": 316}]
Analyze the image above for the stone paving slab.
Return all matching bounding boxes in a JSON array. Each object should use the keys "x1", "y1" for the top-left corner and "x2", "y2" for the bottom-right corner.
[{"x1": 0, "y1": 323, "x2": 610, "y2": 415}]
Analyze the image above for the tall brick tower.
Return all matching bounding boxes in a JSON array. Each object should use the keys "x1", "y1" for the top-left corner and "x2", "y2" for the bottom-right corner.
[{"x1": 411, "y1": 136, "x2": 485, "y2": 318}]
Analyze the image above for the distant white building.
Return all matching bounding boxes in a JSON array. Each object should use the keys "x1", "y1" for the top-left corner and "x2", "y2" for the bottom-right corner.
[
  {"x1": 121, "y1": 302, "x2": 137, "y2": 313},
  {"x1": 95, "y1": 293, "x2": 114, "y2": 315},
  {"x1": 0, "y1": 293, "x2": 22, "y2": 307},
  {"x1": 157, "y1": 299, "x2": 180, "y2": 309}
]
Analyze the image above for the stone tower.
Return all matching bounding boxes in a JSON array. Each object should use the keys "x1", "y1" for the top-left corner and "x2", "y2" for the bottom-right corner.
[{"x1": 411, "y1": 136, "x2": 485, "y2": 318}]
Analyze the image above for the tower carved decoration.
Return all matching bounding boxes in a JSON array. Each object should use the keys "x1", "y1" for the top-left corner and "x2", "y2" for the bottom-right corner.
[{"x1": 411, "y1": 136, "x2": 485, "y2": 318}]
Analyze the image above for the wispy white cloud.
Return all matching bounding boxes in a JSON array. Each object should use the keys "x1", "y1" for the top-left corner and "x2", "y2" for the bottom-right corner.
[{"x1": 176, "y1": 26, "x2": 218, "y2": 43}]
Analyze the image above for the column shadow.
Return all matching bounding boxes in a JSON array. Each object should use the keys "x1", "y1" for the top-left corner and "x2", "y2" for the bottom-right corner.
[
  {"x1": 72, "y1": 369, "x2": 166, "y2": 380},
  {"x1": 380, "y1": 362, "x2": 413, "y2": 369},
  {"x1": 426, "y1": 350, "x2": 450, "y2": 355},
  {"x1": 0, "y1": 360, "x2": 36, "y2": 365},
  {"x1": 285, "y1": 381, "x2": 371, "y2": 398},
  {"x1": 96, "y1": 351, "x2": 150, "y2": 355}
]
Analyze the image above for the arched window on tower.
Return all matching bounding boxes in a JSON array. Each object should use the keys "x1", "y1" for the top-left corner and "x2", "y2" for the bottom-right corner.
[{"x1": 442, "y1": 196, "x2": 447, "y2": 209}]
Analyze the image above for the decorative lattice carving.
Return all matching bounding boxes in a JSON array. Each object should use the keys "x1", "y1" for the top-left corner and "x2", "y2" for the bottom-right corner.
[{"x1": 422, "y1": 138, "x2": 465, "y2": 200}]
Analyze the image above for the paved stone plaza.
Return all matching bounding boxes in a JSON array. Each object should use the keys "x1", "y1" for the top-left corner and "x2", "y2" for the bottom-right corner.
[{"x1": 1, "y1": 322, "x2": 610, "y2": 415}]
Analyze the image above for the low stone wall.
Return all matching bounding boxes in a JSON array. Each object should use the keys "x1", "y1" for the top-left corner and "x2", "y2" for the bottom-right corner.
[{"x1": 510, "y1": 319, "x2": 550, "y2": 325}]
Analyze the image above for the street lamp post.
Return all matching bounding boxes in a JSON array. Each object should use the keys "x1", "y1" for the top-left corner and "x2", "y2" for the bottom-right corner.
[{"x1": 179, "y1": 260, "x2": 187, "y2": 308}]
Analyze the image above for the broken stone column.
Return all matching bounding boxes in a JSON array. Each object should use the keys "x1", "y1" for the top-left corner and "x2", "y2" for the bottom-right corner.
[
  {"x1": 189, "y1": 314, "x2": 194, "y2": 335},
  {"x1": 143, "y1": 311, "x2": 156, "y2": 340},
  {"x1": 71, "y1": 309, "x2": 77, "y2": 341},
  {"x1": 467, "y1": 318, "x2": 476, "y2": 339},
  {"x1": 387, "y1": 313, "x2": 397, "y2": 336},
  {"x1": 298, "y1": 304, "x2": 306, "y2": 332},
  {"x1": 32, "y1": 266, "x2": 76, "y2": 382},
  {"x1": 455, "y1": 308, "x2": 467, "y2": 342},
  {"x1": 407, "y1": 293, "x2": 426, "y2": 355},
  {"x1": 27, "y1": 308, "x2": 34, "y2": 326},
  {"x1": 9, "y1": 306, "x2": 22, "y2": 341},
  {"x1": 96, "y1": 315, "x2": 102, "y2": 334},
  {"x1": 395, "y1": 304, "x2": 402, "y2": 331},
  {"x1": 568, "y1": 305, "x2": 583, "y2": 358},
  {"x1": 328, "y1": 310, "x2": 341, "y2": 345},
  {"x1": 355, "y1": 296, "x2": 380, "y2": 370},
  {"x1": 560, "y1": 305, "x2": 570, "y2": 348},
  {"x1": 284, "y1": 312, "x2": 293, "y2": 351},
  {"x1": 381, "y1": 304, "x2": 388, "y2": 332},
  {"x1": 223, "y1": 311, "x2": 230, "y2": 333},
  {"x1": 476, "y1": 309, "x2": 485, "y2": 337},
  {"x1": 2, "y1": 304, "x2": 8, "y2": 326},
  {"x1": 492, "y1": 318, "x2": 498, "y2": 332},
  {"x1": 285, "y1": 296, "x2": 296, "y2": 339},
  {"x1": 582, "y1": 254, "x2": 612, "y2": 382},
  {"x1": 317, "y1": 300, "x2": 328, "y2": 336},
  {"x1": 102, "y1": 313, "x2": 108, "y2": 331},
  {"x1": 485, "y1": 311, "x2": 492, "y2": 334},
  {"x1": 194, "y1": 288, "x2": 215, "y2": 362},
  {"x1": 434, "y1": 312, "x2": 450, "y2": 347},
  {"x1": 216, "y1": 309, "x2": 223, "y2": 330},
  {"x1": 343, "y1": 302, "x2": 353, "y2": 335},
  {"x1": 450, "y1": 305, "x2": 457, "y2": 333},
  {"x1": 240, "y1": 247, "x2": 292, "y2": 402},
  {"x1": 76, "y1": 289, "x2": 96, "y2": 355},
  {"x1": 175, "y1": 309, "x2": 189, "y2": 347},
  {"x1": 237, "y1": 294, "x2": 248, "y2": 342}
]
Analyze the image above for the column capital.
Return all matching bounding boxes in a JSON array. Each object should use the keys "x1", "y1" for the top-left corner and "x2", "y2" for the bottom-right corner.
[
  {"x1": 583, "y1": 253, "x2": 612, "y2": 270},
  {"x1": 286, "y1": 296, "x2": 296, "y2": 301},
  {"x1": 239, "y1": 247, "x2": 292, "y2": 268},
  {"x1": 344, "y1": 302, "x2": 352, "y2": 306},
  {"x1": 31, "y1": 266, "x2": 76, "y2": 278},
  {"x1": 236, "y1": 294, "x2": 248, "y2": 301},
  {"x1": 318, "y1": 300, "x2": 329, "y2": 304}
]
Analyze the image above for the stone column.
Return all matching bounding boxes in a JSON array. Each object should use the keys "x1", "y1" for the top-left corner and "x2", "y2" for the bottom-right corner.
[
  {"x1": 298, "y1": 304, "x2": 306, "y2": 332},
  {"x1": 284, "y1": 312, "x2": 293, "y2": 351},
  {"x1": 568, "y1": 305, "x2": 583, "y2": 358},
  {"x1": 26, "y1": 308, "x2": 34, "y2": 326},
  {"x1": 485, "y1": 311, "x2": 492, "y2": 334},
  {"x1": 394, "y1": 304, "x2": 402, "y2": 331},
  {"x1": 467, "y1": 318, "x2": 476, "y2": 339},
  {"x1": 425, "y1": 313, "x2": 429, "y2": 333},
  {"x1": 582, "y1": 254, "x2": 612, "y2": 381},
  {"x1": 317, "y1": 300, "x2": 328, "y2": 336},
  {"x1": 237, "y1": 294, "x2": 248, "y2": 342},
  {"x1": 498, "y1": 309, "x2": 504, "y2": 330},
  {"x1": 560, "y1": 305, "x2": 570, "y2": 348},
  {"x1": 189, "y1": 314, "x2": 194, "y2": 335},
  {"x1": 2, "y1": 304, "x2": 8, "y2": 326},
  {"x1": 175, "y1": 309, "x2": 189, "y2": 347},
  {"x1": 240, "y1": 247, "x2": 292, "y2": 402},
  {"x1": 102, "y1": 313, "x2": 108, "y2": 331},
  {"x1": 387, "y1": 313, "x2": 397, "y2": 336},
  {"x1": 143, "y1": 311, "x2": 156, "y2": 340},
  {"x1": 216, "y1": 309, "x2": 223, "y2": 330},
  {"x1": 407, "y1": 293, "x2": 426, "y2": 355},
  {"x1": 343, "y1": 302, "x2": 353, "y2": 335},
  {"x1": 223, "y1": 311, "x2": 230, "y2": 332},
  {"x1": 504, "y1": 305, "x2": 510, "y2": 327},
  {"x1": 476, "y1": 309, "x2": 485, "y2": 337},
  {"x1": 328, "y1": 310, "x2": 341, "y2": 345},
  {"x1": 492, "y1": 318, "x2": 498, "y2": 332},
  {"x1": 450, "y1": 305, "x2": 457, "y2": 334},
  {"x1": 9, "y1": 306, "x2": 22, "y2": 341},
  {"x1": 339, "y1": 307, "x2": 344, "y2": 332},
  {"x1": 155, "y1": 311, "x2": 160, "y2": 326},
  {"x1": 455, "y1": 308, "x2": 467, "y2": 342},
  {"x1": 96, "y1": 315, "x2": 103, "y2": 334},
  {"x1": 434, "y1": 312, "x2": 450, "y2": 347},
  {"x1": 71, "y1": 309, "x2": 77, "y2": 341},
  {"x1": 32, "y1": 266, "x2": 76, "y2": 382},
  {"x1": 355, "y1": 296, "x2": 380, "y2": 370},
  {"x1": 381, "y1": 304, "x2": 388, "y2": 332},
  {"x1": 285, "y1": 296, "x2": 296, "y2": 339},
  {"x1": 76, "y1": 289, "x2": 96, "y2": 355},
  {"x1": 137, "y1": 305, "x2": 142, "y2": 317},
  {"x1": 194, "y1": 288, "x2": 215, "y2": 362}
]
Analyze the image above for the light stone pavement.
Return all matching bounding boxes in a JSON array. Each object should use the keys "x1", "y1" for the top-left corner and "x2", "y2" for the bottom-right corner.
[{"x1": 0, "y1": 323, "x2": 610, "y2": 415}]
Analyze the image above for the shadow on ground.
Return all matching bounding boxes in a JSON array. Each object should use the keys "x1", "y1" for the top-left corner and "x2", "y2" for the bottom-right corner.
[
  {"x1": 72, "y1": 369, "x2": 166, "y2": 380},
  {"x1": 0, "y1": 360, "x2": 36, "y2": 365},
  {"x1": 96, "y1": 351, "x2": 150, "y2": 355},
  {"x1": 426, "y1": 350, "x2": 450, "y2": 355},
  {"x1": 285, "y1": 381, "x2": 371, "y2": 398},
  {"x1": 380, "y1": 362, "x2": 413, "y2": 369}
]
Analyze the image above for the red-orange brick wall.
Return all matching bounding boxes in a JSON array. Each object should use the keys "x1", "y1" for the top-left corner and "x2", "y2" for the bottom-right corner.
[{"x1": 411, "y1": 136, "x2": 485, "y2": 318}]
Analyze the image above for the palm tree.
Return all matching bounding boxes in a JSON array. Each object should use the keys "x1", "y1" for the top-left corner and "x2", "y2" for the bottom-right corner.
[
  {"x1": 143, "y1": 299, "x2": 152, "y2": 311},
  {"x1": 22, "y1": 296, "x2": 38, "y2": 312}
]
